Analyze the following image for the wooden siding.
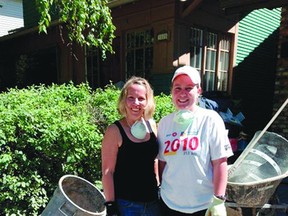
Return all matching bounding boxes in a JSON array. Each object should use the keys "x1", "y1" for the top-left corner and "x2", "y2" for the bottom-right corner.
[{"x1": 0, "y1": 0, "x2": 24, "y2": 36}]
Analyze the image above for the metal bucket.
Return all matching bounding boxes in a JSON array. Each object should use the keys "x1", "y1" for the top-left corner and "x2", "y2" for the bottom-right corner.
[{"x1": 41, "y1": 175, "x2": 106, "y2": 216}]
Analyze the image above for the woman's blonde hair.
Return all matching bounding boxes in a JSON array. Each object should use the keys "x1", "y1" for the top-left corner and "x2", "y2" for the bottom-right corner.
[{"x1": 117, "y1": 76, "x2": 155, "y2": 120}]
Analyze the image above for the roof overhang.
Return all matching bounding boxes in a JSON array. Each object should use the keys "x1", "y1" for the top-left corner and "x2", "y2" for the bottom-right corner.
[
  {"x1": 181, "y1": 0, "x2": 204, "y2": 18},
  {"x1": 220, "y1": 0, "x2": 288, "y2": 15},
  {"x1": 107, "y1": 0, "x2": 138, "y2": 8}
]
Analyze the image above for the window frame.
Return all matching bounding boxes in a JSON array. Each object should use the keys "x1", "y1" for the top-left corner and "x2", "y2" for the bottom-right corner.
[
  {"x1": 85, "y1": 46, "x2": 101, "y2": 90},
  {"x1": 125, "y1": 28, "x2": 154, "y2": 79},
  {"x1": 190, "y1": 27, "x2": 233, "y2": 92}
]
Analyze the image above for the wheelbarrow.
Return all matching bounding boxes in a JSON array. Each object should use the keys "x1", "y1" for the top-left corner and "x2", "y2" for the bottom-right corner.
[
  {"x1": 227, "y1": 131, "x2": 288, "y2": 207},
  {"x1": 225, "y1": 98, "x2": 288, "y2": 215}
]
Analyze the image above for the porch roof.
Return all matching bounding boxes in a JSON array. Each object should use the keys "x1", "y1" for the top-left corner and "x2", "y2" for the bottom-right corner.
[
  {"x1": 107, "y1": 0, "x2": 288, "y2": 15},
  {"x1": 107, "y1": 0, "x2": 137, "y2": 8},
  {"x1": 219, "y1": 0, "x2": 288, "y2": 14}
]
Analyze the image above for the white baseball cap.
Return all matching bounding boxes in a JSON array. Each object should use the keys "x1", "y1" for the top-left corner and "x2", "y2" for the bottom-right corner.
[{"x1": 172, "y1": 66, "x2": 201, "y2": 85}]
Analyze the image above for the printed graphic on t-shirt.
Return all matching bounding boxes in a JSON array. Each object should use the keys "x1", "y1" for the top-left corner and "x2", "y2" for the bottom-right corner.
[{"x1": 163, "y1": 130, "x2": 200, "y2": 156}]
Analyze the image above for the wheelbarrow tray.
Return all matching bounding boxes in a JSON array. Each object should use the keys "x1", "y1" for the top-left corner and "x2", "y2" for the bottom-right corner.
[{"x1": 227, "y1": 172, "x2": 288, "y2": 207}]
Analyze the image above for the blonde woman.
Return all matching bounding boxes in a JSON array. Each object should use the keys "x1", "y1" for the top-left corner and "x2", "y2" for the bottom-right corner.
[{"x1": 102, "y1": 76, "x2": 161, "y2": 216}]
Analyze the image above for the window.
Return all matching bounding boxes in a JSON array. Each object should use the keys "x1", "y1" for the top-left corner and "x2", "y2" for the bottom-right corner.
[
  {"x1": 190, "y1": 27, "x2": 232, "y2": 92},
  {"x1": 125, "y1": 29, "x2": 154, "y2": 79}
]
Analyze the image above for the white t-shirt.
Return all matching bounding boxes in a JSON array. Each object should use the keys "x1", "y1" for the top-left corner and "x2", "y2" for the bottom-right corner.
[{"x1": 157, "y1": 107, "x2": 233, "y2": 213}]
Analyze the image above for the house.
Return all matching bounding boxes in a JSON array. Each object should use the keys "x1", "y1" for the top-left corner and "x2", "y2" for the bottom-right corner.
[
  {"x1": 0, "y1": 0, "x2": 287, "y2": 138},
  {"x1": 0, "y1": 0, "x2": 24, "y2": 37}
]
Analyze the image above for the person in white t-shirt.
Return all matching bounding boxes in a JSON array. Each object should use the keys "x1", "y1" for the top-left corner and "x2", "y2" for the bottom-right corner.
[{"x1": 157, "y1": 66, "x2": 233, "y2": 216}]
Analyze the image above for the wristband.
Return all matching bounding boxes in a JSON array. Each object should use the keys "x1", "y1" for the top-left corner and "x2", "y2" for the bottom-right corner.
[{"x1": 215, "y1": 195, "x2": 226, "y2": 201}]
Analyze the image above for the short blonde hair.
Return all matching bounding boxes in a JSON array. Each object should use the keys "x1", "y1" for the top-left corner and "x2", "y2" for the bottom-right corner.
[{"x1": 117, "y1": 76, "x2": 155, "y2": 120}]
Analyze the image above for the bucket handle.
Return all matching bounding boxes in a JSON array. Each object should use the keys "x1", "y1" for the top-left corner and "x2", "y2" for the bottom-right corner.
[{"x1": 59, "y1": 202, "x2": 77, "y2": 216}]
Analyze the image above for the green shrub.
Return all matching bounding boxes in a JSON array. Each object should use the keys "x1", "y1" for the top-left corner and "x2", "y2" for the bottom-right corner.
[
  {"x1": 0, "y1": 82, "x2": 173, "y2": 215},
  {"x1": 154, "y1": 93, "x2": 175, "y2": 123}
]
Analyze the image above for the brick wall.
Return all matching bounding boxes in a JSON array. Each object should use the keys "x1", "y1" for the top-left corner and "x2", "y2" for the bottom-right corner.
[{"x1": 271, "y1": 6, "x2": 288, "y2": 138}]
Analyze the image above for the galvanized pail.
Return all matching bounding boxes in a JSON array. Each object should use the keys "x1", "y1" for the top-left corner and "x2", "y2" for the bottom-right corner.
[{"x1": 41, "y1": 175, "x2": 106, "y2": 216}]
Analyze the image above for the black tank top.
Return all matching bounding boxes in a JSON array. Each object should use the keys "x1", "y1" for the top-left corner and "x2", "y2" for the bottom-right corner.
[{"x1": 113, "y1": 120, "x2": 159, "y2": 202}]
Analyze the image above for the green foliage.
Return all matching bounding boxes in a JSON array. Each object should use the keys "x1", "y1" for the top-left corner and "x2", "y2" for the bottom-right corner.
[
  {"x1": 0, "y1": 83, "x2": 104, "y2": 215},
  {"x1": 36, "y1": 0, "x2": 116, "y2": 59},
  {"x1": 90, "y1": 83, "x2": 121, "y2": 134},
  {"x1": 0, "y1": 82, "x2": 173, "y2": 215},
  {"x1": 154, "y1": 93, "x2": 175, "y2": 123}
]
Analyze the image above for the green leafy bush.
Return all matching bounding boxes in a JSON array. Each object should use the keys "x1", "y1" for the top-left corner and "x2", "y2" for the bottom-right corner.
[
  {"x1": 154, "y1": 93, "x2": 175, "y2": 123},
  {"x1": 0, "y1": 82, "x2": 173, "y2": 215}
]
